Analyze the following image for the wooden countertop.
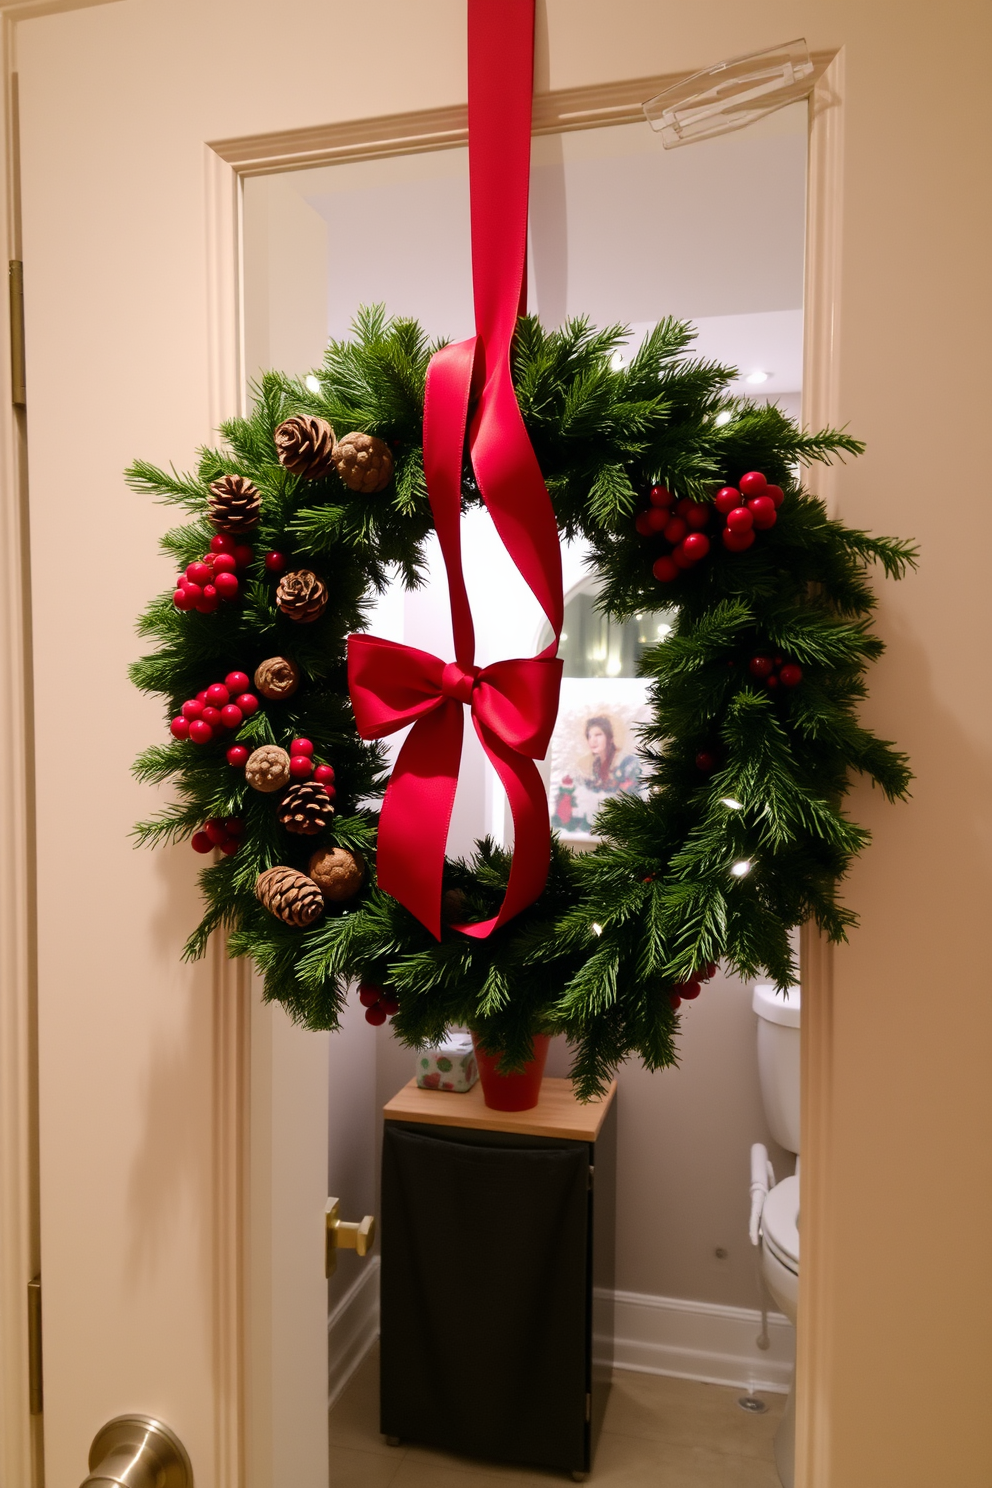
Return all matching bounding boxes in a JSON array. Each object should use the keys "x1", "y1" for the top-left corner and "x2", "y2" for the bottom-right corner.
[{"x1": 383, "y1": 1076, "x2": 617, "y2": 1142}]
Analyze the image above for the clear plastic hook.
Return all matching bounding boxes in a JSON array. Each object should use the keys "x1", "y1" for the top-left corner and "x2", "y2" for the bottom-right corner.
[{"x1": 643, "y1": 38, "x2": 814, "y2": 149}]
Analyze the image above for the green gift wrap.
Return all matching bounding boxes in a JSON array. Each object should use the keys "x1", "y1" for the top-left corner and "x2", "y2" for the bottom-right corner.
[{"x1": 416, "y1": 1033, "x2": 478, "y2": 1093}]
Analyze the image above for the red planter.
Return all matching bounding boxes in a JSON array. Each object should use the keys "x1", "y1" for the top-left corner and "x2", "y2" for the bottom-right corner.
[{"x1": 471, "y1": 1033, "x2": 551, "y2": 1112}]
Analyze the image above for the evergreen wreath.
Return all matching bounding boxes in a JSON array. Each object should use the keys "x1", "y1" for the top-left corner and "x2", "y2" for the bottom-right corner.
[{"x1": 131, "y1": 307, "x2": 916, "y2": 1097}]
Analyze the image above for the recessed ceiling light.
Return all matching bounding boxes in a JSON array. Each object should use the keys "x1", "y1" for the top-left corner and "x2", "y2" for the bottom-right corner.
[
  {"x1": 304, "y1": 374, "x2": 321, "y2": 393},
  {"x1": 745, "y1": 371, "x2": 769, "y2": 385}
]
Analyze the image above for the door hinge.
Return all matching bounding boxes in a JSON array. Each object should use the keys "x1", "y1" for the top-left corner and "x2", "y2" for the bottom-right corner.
[
  {"x1": 27, "y1": 1276, "x2": 42, "y2": 1415},
  {"x1": 9, "y1": 260, "x2": 25, "y2": 407}
]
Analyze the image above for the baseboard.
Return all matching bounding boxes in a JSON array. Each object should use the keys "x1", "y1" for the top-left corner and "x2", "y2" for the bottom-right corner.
[
  {"x1": 327, "y1": 1256, "x2": 381, "y2": 1410},
  {"x1": 611, "y1": 1288, "x2": 795, "y2": 1395}
]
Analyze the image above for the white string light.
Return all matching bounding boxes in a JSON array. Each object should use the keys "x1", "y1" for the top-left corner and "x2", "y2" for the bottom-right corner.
[
  {"x1": 730, "y1": 860, "x2": 753, "y2": 878},
  {"x1": 720, "y1": 797, "x2": 744, "y2": 811}
]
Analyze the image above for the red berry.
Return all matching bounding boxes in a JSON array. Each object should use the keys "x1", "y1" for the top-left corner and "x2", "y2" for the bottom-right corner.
[
  {"x1": 291, "y1": 738, "x2": 314, "y2": 757},
  {"x1": 225, "y1": 672, "x2": 250, "y2": 694},
  {"x1": 726, "y1": 506, "x2": 754, "y2": 533},
  {"x1": 671, "y1": 542, "x2": 696, "y2": 569},
  {"x1": 220, "y1": 839, "x2": 240, "y2": 856},
  {"x1": 189, "y1": 720, "x2": 213, "y2": 744},
  {"x1": 220, "y1": 704, "x2": 243, "y2": 729},
  {"x1": 765, "y1": 484, "x2": 785, "y2": 508},
  {"x1": 289, "y1": 755, "x2": 313, "y2": 779},
  {"x1": 201, "y1": 706, "x2": 222, "y2": 729},
  {"x1": 739, "y1": 471, "x2": 767, "y2": 498},
  {"x1": 380, "y1": 995, "x2": 400, "y2": 1016},
  {"x1": 365, "y1": 1005, "x2": 387, "y2": 1026},
  {"x1": 212, "y1": 552, "x2": 237, "y2": 574},
  {"x1": 685, "y1": 503, "x2": 709, "y2": 530},
  {"x1": 226, "y1": 744, "x2": 249, "y2": 768},
  {"x1": 358, "y1": 983, "x2": 382, "y2": 1007},
  {"x1": 235, "y1": 693, "x2": 259, "y2": 717},
  {"x1": 749, "y1": 655, "x2": 775, "y2": 678},
  {"x1": 224, "y1": 818, "x2": 244, "y2": 837},
  {"x1": 645, "y1": 507, "x2": 669, "y2": 534},
  {"x1": 649, "y1": 484, "x2": 674, "y2": 507},
  {"x1": 652, "y1": 555, "x2": 679, "y2": 583},
  {"x1": 210, "y1": 533, "x2": 237, "y2": 554},
  {"x1": 206, "y1": 683, "x2": 230, "y2": 706},
  {"x1": 723, "y1": 528, "x2": 756, "y2": 553},
  {"x1": 264, "y1": 551, "x2": 287, "y2": 573},
  {"x1": 675, "y1": 496, "x2": 695, "y2": 518},
  {"x1": 186, "y1": 560, "x2": 212, "y2": 586},
  {"x1": 173, "y1": 588, "x2": 194, "y2": 610},
  {"x1": 748, "y1": 495, "x2": 777, "y2": 530},
  {"x1": 634, "y1": 511, "x2": 653, "y2": 536},
  {"x1": 702, "y1": 962, "x2": 718, "y2": 979},
  {"x1": 313, "y1": 764, "x2": 335, "y2": 786},
  {"x1": 197, "y1": 690, "x2": 209, "y2": 703},
  {"x1": 322, "y1": 784, "x2": 337, "y2": 801},
  {"x1": 183, "y1": 582, "x2": 203, "y2": 604},
  {"x1": 682, "y1": 532, "x2": 710, "y2": 562},
  {"x1": 170, "y1": 716, "x2": 190, "y2": 740},
  {"x1": 714, "y1": 486, "x2": 742, "y2": 514},
  {"x1": 182, "y1": 698, "x2": 203, "y2": 720},
  {"x1": 663, "y1": 516, "x2": 688, "y2": 544},
  {"x1": 695, "y1": 750, "x2": 717, "y2": 772},
  {"x1": 197, "y1": 586, "x2": 219, "y2": 613},
  {"x1": 778, "y1": 663, "x2": 803, "y2": 688},
  {"x1": 233, "y1": 545, "x2": 253, "y2": 569},
  {"x1": 214, "y1": 571, "x2": 239, "y2": 600},
  {"x1": 670, "y1": 994, "x2": 682, "y2": 1009},
  {"x1": 205, "y1": 819, "x2": 228, "y2": 846},
  {"x1": 191, "y1": 831, "x2": 213, "y2": 854},
  {"x1": 679, "y1": 980, "x2": 702, "y2": 1000}
]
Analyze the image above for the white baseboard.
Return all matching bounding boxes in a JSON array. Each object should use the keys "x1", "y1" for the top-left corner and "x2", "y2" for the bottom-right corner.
[
  {"x1": 611, "y1": 1288, "x2": 795, "y2": 1395},
  {"x1": 327, "y1": 1256, "x2": 381, "y2": 1410}
]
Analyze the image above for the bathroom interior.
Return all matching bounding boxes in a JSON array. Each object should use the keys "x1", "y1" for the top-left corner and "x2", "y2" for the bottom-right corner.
[{"x1": 243, "y1": 100, "x2": 807, "y2": 1486}]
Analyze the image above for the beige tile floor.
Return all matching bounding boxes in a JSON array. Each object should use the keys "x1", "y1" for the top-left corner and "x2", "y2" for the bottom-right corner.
[{"x1": 329, "y1": 1344, "x2": 785, "y2": 1486}]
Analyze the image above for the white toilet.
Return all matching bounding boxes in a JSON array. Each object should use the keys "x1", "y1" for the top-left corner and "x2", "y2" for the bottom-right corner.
[{"x1": 749, "y1": 982, "x2": 800, "y2": 1488}]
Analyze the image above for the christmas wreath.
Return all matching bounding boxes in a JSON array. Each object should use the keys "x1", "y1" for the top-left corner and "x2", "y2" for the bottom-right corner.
[{"x1": 131, "y1": 306, "x2": 915, "y2": 1096}]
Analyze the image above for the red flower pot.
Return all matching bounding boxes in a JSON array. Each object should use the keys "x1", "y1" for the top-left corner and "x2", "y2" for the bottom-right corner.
[{"x1": 471, "y1": 1033, "x2": 551, "y2": 1112}]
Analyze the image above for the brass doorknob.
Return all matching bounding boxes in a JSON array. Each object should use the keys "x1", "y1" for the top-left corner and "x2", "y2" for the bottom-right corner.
[
  {"x1": 326, "y1": 1197, "x2": 376, "y2": 1276},
  {"x1": 81, "y1": 1414, "x2": 192, "y2": 1487}
]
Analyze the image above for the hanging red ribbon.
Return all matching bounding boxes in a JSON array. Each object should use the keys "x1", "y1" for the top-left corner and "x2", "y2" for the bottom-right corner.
[{"x1": 347, "y1": 0, "x2": 563, "y2": 940}]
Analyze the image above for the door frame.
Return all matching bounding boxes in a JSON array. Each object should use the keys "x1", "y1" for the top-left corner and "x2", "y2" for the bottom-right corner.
[{"x1": 0, "y1": 33, "x2": 843, "y2": 1488}]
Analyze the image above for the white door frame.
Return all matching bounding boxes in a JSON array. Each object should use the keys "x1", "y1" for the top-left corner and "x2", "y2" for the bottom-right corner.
[{"x1": 0, "y1": 28, "x2": 842, "y2": 1487}]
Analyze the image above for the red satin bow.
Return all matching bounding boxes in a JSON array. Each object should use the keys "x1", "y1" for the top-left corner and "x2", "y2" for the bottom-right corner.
[
  {"x1": 349, "y1": 635, "x2": 563, "y2": 938},
  {"x1": 347, "y1": 0, "x2": 564, "y2": 939}
]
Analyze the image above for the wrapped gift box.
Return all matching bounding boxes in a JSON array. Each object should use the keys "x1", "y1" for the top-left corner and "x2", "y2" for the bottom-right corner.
[{"x1": 416, "y1": 1032, "x2": 478, "y2": 1093}]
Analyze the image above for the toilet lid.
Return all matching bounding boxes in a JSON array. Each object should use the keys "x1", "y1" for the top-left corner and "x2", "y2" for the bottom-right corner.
[{"x1": 762, "y1": 1175, "x2": 800, "y2": 1272}]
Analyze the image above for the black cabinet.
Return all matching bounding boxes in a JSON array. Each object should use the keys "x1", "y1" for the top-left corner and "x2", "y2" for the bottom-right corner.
[{"x1": 379, "y1": 1080, "x2": 617, "y2": 1479}]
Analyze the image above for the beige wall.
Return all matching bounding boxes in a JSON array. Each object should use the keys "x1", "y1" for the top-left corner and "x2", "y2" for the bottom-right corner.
[{"x1": 9, "y1": 1, "x2": 992, "y2": 1484}]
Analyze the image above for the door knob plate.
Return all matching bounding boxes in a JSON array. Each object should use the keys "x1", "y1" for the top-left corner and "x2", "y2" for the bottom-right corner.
[{"x1": 84, "y1": 1414, "x2": 192, "y2": 1488}]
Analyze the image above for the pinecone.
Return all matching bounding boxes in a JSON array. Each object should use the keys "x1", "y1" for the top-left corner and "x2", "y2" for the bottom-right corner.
[
  {"x1": 277, "y1": 781, "x2": 334, "y2": 836},
  {"x1": 276, "y1": 569, "x2": 328, "y2": 623},
  {"x1": 254, "y1": 656, "x2": 300, "y2": 701},
  {"x1": 245, "y1": 745, "x2": 292, "y2": 793},
  {"x1": 331, "y1": 432, "x2": 394, "y2": 493},
  {"x1": 274, "y1": 415, "x2": 335, "y2": 479},
  {"x1": 256, "y1": 866, "x2": 324, "y2": 928},
  {"x1": 207, "y1": 473, "x2": 261, "y2": 534},
  {"x1": 308, "y1": 846, "x2": 366, "y2": 902}
]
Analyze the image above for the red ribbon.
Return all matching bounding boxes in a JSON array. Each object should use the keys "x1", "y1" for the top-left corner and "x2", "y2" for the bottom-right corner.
[{"x1": 347, "y1": 0, "x2": 563, "y2": 939}]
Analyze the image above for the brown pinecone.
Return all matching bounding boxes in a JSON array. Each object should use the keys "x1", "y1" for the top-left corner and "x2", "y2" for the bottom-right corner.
[
  {"x1": 256, "y1": 866, "x2": 324, "y2": 928},
  {"x1": 245, "y1": 745, "x2": 291, "y2": 793},
  {"x1": 331, "y1": 432, "x2": 394, "y2": 493},
  {"x1": 207, "y1": 473, "x2": 261, "y2": 534},
  {"x1": 276, "y1": 569, "x2": 328, "y2": 623},
  {"x1": 274, "y1": 415, "x2": 335, "y2": 479},
  {"x1": 277, "y1": 781, "x2": 334, "y2": 836},
  {"x1": 254, "y1": 656, "x2": 300, "y2": 701},
  {"x1": 308, "y1": 846, "x2": 366, "y2": 902}
]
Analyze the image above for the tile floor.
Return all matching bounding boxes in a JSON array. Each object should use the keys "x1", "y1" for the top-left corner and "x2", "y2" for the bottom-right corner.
[{"x1": 329, "y1": 1345, "x2": 785, "y2": 1486}]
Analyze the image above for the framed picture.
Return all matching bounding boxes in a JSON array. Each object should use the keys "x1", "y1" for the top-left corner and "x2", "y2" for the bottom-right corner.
[{"x1": 548, "y1": 677, "x2": 651, "y2": 845}]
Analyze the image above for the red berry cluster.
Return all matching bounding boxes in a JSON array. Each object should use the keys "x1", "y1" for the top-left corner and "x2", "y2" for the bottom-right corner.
[
  {"x1": 173, "y1": 535, "x2": 254, "y2": 612},
  {"x1": 358, "y1": 981, "x2": 399, "y2": 1026},
  {"x1": 670, "y1": 961, "x2": 717, "y2": 1009},
  {"x1": 748, "y1": 653, "x2": 803, "y2": 689},
  {"x1": 636, "y1": 471, "x2": 785, "y2": 584},
  {"x1": 281, "y1": 738, "x2": 337, "y2": 795},
  {"x1": 170, "y1": 671, "x2": 260, "y2": 744},
  {"x1": 191, "y1": 817, "x2": 244, "y2": 856}
]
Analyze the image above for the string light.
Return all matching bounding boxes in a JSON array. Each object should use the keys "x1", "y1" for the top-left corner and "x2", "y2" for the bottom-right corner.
[
  {"x1": 715, "y1": 410, "x2": 733, "y2": 426},
  {"x1": 590, "y1": 922, "x2": 603, "y2": 936},
  {"x1": 304, "y1": 374, "x2": 321, "y2": 393},
  {"x1": 720, "y1": 797, "x2": 744, "y2": 811},
  {"x1": 730, "y1": 860, "x2": 753, "y2": 878}
]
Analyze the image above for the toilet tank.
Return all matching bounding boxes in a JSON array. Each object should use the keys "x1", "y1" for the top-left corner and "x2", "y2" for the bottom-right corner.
[{"x1": 753, "y1": 983, "x2": 801, "y2": 1154}]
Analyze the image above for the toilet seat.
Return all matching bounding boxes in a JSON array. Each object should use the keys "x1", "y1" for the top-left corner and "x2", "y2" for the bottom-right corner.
[{"x1": 762, "y1": 1174, "x2": 799, "y2": 1276}]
